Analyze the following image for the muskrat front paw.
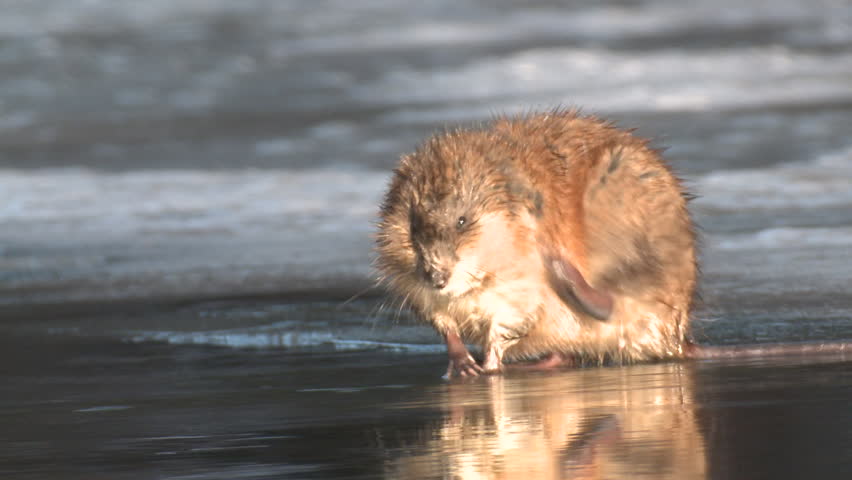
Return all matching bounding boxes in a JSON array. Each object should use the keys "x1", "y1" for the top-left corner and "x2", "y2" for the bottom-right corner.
[{"x1": 444, "y1": 352, "x2": 484, "y2": 379}]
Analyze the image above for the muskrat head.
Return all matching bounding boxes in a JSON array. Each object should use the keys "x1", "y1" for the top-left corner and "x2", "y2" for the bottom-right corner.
[
  {"x1": 408, "y1": 196, "x2": 481, "y2": 294},
  {"x1": 378, "y1": 131, "x2": 541, "y2": 299}
]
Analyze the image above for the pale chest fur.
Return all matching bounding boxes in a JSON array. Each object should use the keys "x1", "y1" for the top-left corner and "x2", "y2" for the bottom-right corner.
[{"x1": 435, "y1": 212, "x2": 568, "y2": 344}]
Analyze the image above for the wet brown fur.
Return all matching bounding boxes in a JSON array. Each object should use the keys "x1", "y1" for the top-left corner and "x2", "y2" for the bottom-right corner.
[{"x1": 376, "y1": 109, "x2": 697, "y2": 373}]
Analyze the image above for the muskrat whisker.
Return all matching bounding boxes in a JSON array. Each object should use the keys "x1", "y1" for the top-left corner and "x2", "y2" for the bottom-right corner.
[
  {"x1": 468, "y1": 265, "x2": 509, "y2": 284},
  {"x1": 339, "y1": 284, "x2": 377, "y2": 309},
  {"x1": 463, "y1": 270, "x2": 480, "y2": 281},
  {"x1": 364, "y1": 299, "x2": 390, "y2": 332},
  {"x1": 395, "y1": 290, "x2": 414, "y2": 323}
]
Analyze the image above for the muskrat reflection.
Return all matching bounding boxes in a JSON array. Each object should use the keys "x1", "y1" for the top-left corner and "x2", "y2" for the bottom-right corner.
[{"x1": 386, "y1": 364, "x2": 707, "y2": 480}]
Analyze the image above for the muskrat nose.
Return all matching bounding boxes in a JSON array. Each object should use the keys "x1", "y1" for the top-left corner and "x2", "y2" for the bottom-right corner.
[{"x1": 430, "y1": 270, "x2": 448, "y2": 289}]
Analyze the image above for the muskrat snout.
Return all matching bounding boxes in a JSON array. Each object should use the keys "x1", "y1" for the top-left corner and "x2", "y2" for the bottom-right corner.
[
  {"x1": 427, "y1": 268, "x2": 449, "y2": 289},
  {"x1": 414, "y1": 238, "x2": 457, "y2": 290}
]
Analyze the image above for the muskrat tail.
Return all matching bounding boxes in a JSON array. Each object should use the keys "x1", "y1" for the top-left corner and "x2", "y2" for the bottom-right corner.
[{"x1": 685, "y1": 340, "x2": 852, "y2": 359}]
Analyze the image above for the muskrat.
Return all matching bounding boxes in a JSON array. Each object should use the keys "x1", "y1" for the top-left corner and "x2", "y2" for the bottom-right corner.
[{"x1": 375, "y1": 110, "x2": 849, "y2": 378}]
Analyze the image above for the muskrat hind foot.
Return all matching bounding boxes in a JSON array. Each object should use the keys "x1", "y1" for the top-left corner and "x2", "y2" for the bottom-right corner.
[{"x1": 506, "y1": 352, "x2": 576, "y2": 371}]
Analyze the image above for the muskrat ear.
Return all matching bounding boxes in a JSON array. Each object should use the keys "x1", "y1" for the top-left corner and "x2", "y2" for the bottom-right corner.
[{"x1": 542, "y1": 253, "x2": 613, "y2": 321}]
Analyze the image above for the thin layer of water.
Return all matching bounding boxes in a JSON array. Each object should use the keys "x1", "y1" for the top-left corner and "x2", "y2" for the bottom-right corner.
[{"x1": 1, "y1": 334, "x2": 850, "y2": 479}]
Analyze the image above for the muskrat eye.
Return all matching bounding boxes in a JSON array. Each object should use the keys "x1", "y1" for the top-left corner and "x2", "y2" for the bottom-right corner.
[{"x1": 456, "y1": 216, "x2": 467, "y2": 229}]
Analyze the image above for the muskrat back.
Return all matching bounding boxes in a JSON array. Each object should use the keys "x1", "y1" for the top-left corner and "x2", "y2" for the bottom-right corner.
[{"x1": 376, "y1": 110, "x2": 697, "y2": 377}]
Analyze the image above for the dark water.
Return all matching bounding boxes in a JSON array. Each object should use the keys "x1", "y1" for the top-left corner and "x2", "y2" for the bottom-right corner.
[
  {"x1": 2, "y1": 0, "x2": 852, "y2": 478},
  {"x1": 1, "y1": 298, "x2": 851, "y2": 479},
  {"x1": 1, "y1": 327, "x2": 851, "y2": 480}
]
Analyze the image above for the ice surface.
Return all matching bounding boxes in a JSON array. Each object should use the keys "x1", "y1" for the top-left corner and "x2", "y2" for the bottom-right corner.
[{"x1": 1, "y1": 0, "x2": 850, "y2": 347}]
